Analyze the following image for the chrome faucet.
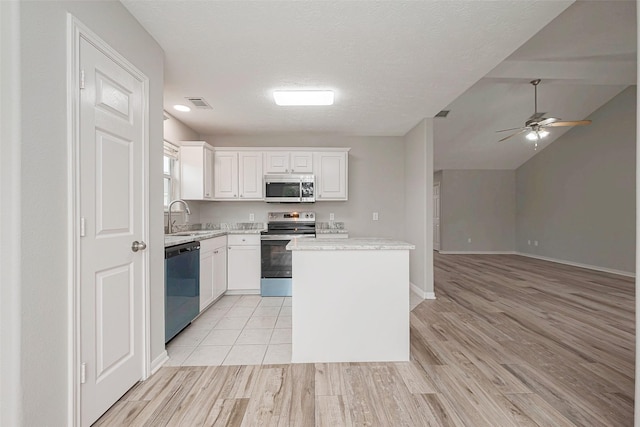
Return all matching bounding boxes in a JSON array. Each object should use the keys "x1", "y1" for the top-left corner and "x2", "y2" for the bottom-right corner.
[{"x1": 167, "y1": 199, "x2": 191, "y2": 234}]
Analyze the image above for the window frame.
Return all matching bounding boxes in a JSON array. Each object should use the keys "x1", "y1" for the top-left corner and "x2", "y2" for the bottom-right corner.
[{"x1": 163, "y1": 141, "x2": 180, "y2": 212}]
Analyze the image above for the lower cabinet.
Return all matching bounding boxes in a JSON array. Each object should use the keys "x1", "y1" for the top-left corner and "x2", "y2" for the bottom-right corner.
[
  {"x1": 199, "y1": 236, "x2": 227, "y2": 311},
  {"x1": 227, "y1": 234, "x2": 261, "y2": 294}
]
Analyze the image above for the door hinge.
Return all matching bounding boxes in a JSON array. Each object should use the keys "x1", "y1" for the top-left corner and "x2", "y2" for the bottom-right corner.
[
  {"x1": 80, "y1": 362, "x2": 87, "y2": 384},
  {"x1": 80, "y1": 217, "x2": 86, "y2": 237},
  {"x1": 80, "y1": 69, "x2": 85, "y2": 90}
]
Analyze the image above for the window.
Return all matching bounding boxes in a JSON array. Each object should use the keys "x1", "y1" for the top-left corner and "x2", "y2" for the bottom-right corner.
[{"x1": 163, "y1": 141, "x2": 180, "y2": 210}]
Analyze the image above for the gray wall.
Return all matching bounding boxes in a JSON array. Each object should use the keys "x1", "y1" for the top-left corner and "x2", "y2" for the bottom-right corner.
[
  {"x1": 199, "y1": 134, "x2": 406, "y2": 239},
  {"x1": 19, "y1": 2, "x2": 164, "y2": 424},
  {"x1": 516, "y1": 86, "x2": 636, "y2": 273},
  {"x1": 439, "y1": 170, "x2": 515, "y2": 252},
  {"x1": 403, "y1": 119, "x2": 434, "y2": 296}
]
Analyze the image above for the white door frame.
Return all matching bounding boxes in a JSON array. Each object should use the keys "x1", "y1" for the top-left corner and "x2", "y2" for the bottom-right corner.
[
  {"x1": 67, "y1": 15, "x2": 151, "y2": 426},
  {"x1": 433, "y1": 182, "x2": 441, "y2": 251},
  {"x1": 1, "y1": 2, "x2": 23, "y2": 425}
]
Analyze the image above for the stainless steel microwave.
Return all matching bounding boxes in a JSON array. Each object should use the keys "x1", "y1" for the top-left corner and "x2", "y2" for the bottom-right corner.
[{"x1": 264, "y1": 175, "x2": 315, "y2": 203}]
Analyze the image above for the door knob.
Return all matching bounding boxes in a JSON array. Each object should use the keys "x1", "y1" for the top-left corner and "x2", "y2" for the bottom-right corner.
[{"x1": 131, "y1": 240, "x2": 147, "y2": 252}]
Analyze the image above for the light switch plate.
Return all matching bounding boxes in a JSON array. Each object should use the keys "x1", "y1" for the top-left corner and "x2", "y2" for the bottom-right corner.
[
  {"x1": 373, "y1": 212, "x2": 379, "y2": 221},
  {"x1": 249, "y1": 213, "x2": 255, "y2": 222},
  {"x1": 329, "y1": 213, "x2": 335, "y2": 221}
]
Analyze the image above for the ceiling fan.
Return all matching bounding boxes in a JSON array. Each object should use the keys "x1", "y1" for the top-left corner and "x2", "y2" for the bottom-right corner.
[{"x1": 496, "y1": 79, "x2": 592, "y2": 148}]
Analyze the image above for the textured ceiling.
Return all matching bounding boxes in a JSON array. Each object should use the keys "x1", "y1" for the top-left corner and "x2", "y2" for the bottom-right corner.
[
  {"x1": 121, "y1": 0, "x2": 636, "y2": 169},
  {"x1": 121, "y1": 0, "x2": 572, "y2": 136}
]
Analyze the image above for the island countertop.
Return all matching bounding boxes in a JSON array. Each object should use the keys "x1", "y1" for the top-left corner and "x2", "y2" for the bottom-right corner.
[{"x1": 286, "y1": 237, "x2": 415, "y2": 251}]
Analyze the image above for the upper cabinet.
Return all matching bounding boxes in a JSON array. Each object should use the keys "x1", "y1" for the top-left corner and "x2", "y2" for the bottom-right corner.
[
  {"x1": 208, "y1": 147, "x2": 348, "y2": 202},
  {"x1": 213, "y1": 149, "x2": 263, "y2": 200},
  {"x1": 264, "y1": 151, "x2": 314, "y2": 174},
  {"x1": 315, "y1": 151, "x2": 348, "y2": 200},
  {"x1": 180, "y1": 141, "x2": 214, "y2": 200}
]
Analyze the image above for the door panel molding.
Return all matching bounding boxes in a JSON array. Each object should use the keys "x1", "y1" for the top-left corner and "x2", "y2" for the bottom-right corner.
[{"x1": 67, "y1": 14, "x2": 150, "y2": 426}]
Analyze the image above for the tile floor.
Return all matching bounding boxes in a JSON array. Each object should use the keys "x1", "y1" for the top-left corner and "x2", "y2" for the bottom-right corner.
[
  {"x1": 166, "y1": 295, "x2": 292, "y2": 366},
  {"x1": 166, "y1": 291, "x2": 424, "y2": 367}
]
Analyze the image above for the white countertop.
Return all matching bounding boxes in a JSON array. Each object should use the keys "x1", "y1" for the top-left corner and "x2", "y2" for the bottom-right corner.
[
  {"x1": 286, "y1": 237, "x2": 415, "y2": 251},
  {"x1": 164, "y1": 228, "x2": 263, "y2": 247},
  {"x1": 315, "y1": 229, "x2": 349, "y2": 234}
]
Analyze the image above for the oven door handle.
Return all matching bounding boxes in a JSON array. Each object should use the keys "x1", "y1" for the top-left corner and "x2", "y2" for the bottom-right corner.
[{"x1": 260, "y1": 234, "x2": 316, "y2": 241}]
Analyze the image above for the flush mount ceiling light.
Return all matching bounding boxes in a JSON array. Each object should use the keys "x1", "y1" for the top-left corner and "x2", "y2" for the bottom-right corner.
[
  {"x1": 173, "y1": 104, "x2": 191, "y2": 112},
  {"x1": 273, "y1": 90, "x2": 334, "y2": 106}
]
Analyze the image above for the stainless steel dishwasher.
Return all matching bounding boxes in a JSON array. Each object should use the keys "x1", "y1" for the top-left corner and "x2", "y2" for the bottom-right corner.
[{"x1": 164, "y1": 241, "x2": 200, "y2": 343}]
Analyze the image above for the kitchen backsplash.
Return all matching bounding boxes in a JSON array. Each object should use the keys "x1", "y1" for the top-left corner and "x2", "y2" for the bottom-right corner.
[
  {"x1": 316, "y1": 221, "x2": 345, "y2": 230},
  {"x1": 167, "y1": 222, "x2": 267, "y2": 234}
]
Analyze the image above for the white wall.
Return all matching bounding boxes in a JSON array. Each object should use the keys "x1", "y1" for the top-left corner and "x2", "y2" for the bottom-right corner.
[
  {"x1": 516, "y1": 86, "x2": 636, "y2": 274},
  {"x1": 200, "y1": 134, "x2": 406, "y2": 239},
  {"x1": 439, "y1": 170, "x2": 515, "y2": 252},
  {"x1": 403, "y1": 119, "x2": 434, "y2": 297},
  {"x1": 19, "y1": 2, "x2": 164, "y2": 424}
]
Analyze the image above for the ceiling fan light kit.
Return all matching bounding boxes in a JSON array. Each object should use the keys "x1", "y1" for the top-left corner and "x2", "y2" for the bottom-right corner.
[{"x1": 496, "y1": 79, "x2": 592, "y2": 146}]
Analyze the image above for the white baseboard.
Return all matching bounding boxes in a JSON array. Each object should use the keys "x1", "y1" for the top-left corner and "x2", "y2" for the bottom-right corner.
[
  {"x1": 150, "y1": 351, "x2": 169, "y2": 375},
  {"x1": 410, "y1": 282, "x2": 436, "y2": 300},
  {"x1": 224, "y1": 290, "x2": 261, "y2": 296},
  {"x1": 515, "y1": 252, "x2": 635, "y2": 278},
  {"x1": 438, "y1": 251, "x2": 517, "y2": 255}
]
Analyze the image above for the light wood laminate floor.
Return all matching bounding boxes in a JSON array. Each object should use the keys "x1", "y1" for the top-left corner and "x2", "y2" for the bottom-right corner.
[{"x1": 95, "y1": 253, "x2": 635, "y2": 426}]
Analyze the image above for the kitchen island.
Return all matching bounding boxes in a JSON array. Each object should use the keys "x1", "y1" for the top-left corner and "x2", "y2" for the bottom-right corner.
[{"x1": 286, "y1": 237, "x2": 414, "y2": 363}]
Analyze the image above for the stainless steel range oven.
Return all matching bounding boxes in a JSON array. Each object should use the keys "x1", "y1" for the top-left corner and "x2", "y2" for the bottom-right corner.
[{"x1": 261, "y1": 211, "x2": 316, "y2": 296}]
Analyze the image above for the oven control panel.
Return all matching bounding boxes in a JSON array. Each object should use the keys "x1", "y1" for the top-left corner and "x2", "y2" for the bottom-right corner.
[{"x1": 268, "y1": 211, "x2": 315, "y2": 222}]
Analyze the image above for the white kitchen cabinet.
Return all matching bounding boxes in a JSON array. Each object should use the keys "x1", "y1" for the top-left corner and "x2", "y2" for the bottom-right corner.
[
  {"x1": 213, "y1": 151, "x2": 238, "y2": 199},
  {"x1": 314, "y1": 151, "x2": 348, "y2": 200},
  {"x1": 265, "y1": 151, "x2": 313, "y2": 174},
  {"x1": 180, "y1": 141, "x2": 214, "y2": 200},
  {"x1": 212, "y1": 240, "x2": 227, "y2": 302},
  {"x1": 226, "y1": 234, "x2": 261, "y2": 294},
  {"x1": 199, "y1": 235, "x2": 227, "y2": 311},
  {"x1": 213, "y1": 150, "x2": 263, "y2": 200},
  {"x1": 238, "y1": 152, "x2": 264, "y2": 199}
]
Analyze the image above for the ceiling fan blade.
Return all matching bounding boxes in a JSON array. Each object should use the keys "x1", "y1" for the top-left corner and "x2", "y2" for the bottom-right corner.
[
  {"x1": 498, "y1": 128, "x2": 527, "y2": 142},
  {"x1": 537, "y1": 117, "x2": 560, "y2": 126},
  {"x1": 546, "y1": 120, "x2": 592, "y2": 127},
  {"x1": 528, "y1": 112, "x2": 547, "y2": 121},
  {"x1": 496, "y1": 126, "x2": 526, "y2": 133}
]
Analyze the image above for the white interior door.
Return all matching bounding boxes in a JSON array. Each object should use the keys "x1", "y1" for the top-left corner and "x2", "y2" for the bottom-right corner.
[
  {"x1": 433, "y1": 183, "x2": 440, "y2": 251},
  {"x1": 79, "y1": 37, "x2": 145, "y2": 426}
]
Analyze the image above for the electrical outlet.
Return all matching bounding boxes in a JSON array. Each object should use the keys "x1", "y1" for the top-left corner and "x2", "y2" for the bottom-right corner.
[
  {"x1": 534, "y1": 240, "x2": 538, "y2": 247},
  {"x1": 528, "y1": 240, "x2": 531, "y2": 245},
  {"x1": 373, "y1": 212, "x2": 379, "y2": 221},
  {"x1": 249, "y1": 213, "x2": 255, "y2": 222},
  {"x1": 467, "y1": 238, "x2": 472, "y2": 243},
  {"x1": 329, "y1": 213, "x2": 335, "y2": 221}
]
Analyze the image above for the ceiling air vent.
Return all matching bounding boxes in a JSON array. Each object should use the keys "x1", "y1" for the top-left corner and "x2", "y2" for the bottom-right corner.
[
  {"x1": 186, "y1": 97, "x2": 212, "y2": 109},
  {"x1": 435, "y1": 110, "x2": 450, "y2": 118}
]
